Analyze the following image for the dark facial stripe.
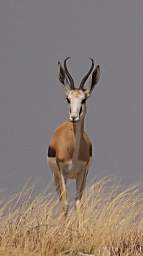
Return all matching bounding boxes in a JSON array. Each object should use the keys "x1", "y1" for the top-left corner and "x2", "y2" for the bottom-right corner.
[
  {"x1": 79, "y1": 106, "x2": 82, "y2": 116},
  {"x1": 66, "y1": 97, "x2": 70, "y2": 104},
  {"x1": 81, "y1": 98, "x2": 86, "y2": 104}
]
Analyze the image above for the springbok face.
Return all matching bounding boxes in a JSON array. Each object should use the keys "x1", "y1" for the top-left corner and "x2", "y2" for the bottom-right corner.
[
  {"x1": 66, "y1": 89, "x2": 87, "y2": 122},
  {"x1": 58, "y1": 57, "x2": 100, "y2": 122}
]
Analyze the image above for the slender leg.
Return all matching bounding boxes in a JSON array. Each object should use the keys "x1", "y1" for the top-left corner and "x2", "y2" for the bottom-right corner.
[
  {"x1": 48, "y1": 157, "x2": 68, "y2": 216},
  {"x1": 54, "y1": 171, "x2": 68, "y2": 216},
  {"x1": 75, "y1": 161, "x2": 90, "y2": 210},
  {"x1": 75, "y1": 170, "x2": 87, "y2": 210}
]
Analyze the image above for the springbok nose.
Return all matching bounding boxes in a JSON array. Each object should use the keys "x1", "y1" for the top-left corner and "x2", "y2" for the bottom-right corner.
[
  {"x1": 71, "y1": 116, "x2": 76, "y2": 121},
  {"x1": 70, "y1": 113, "x2": 79, "y2": 122}
]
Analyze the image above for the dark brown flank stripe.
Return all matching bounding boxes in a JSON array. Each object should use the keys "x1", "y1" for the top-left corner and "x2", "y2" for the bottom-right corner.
[
  {"x1": 48, "y1": 146, "x2": 56, "y2": 157},
  {"x1": 89, "y1": 144, "x2": 92, "y2": 157}
]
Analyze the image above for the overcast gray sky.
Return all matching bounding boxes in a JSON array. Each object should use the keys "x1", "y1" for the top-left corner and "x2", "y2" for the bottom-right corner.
[{"x1": 0, "y1": 0, "x2": 143, "y2": 194}]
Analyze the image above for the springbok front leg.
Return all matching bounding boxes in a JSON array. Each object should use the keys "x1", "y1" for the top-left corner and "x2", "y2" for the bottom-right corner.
[
  {"x1": 48, "y1": 158, "x2": 68, "y2": 216},
  {"x1": 54, "y1": 172, "x2": 68, "y2": 216},
  {"x1": 75, "y1": 162, "x2": 90, "y2": 211}
]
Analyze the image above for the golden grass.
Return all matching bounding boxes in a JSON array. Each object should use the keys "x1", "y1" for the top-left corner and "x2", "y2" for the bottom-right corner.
[{"x1": 0, "y1": 177, "x2": 143, "y2": 256}]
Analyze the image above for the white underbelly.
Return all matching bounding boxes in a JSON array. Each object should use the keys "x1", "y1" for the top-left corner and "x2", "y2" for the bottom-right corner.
[
  {"x1": 48, "y1": 157, "x2": 91, "y2": 179},
  {"x1": 61, "y1": 160, "x2": 87, "y2": 178}
]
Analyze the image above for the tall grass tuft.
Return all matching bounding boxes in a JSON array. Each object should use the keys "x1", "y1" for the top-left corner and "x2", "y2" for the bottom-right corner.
[{"x1": 0, "y1": 177, "x2": 143, "y2": 256}]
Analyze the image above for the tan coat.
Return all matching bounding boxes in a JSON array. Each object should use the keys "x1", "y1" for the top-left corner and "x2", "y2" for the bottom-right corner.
[{"x1": 48, "y1": 120, "x2": 92, "y2": 162}]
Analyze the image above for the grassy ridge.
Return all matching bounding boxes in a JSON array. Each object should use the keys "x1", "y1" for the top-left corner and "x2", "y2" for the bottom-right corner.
[{"x1": 0, "y1": 177, "x2": 143, "y2": 256}]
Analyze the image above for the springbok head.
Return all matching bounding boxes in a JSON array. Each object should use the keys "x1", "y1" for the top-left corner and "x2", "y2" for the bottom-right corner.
[{"x1": 58, "y1": 57, "x2": 100, "y2": 122}]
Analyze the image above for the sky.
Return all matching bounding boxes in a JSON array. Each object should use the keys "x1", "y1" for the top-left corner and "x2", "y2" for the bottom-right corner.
[{"x1": 0, "y1": 0, "x2": 143, "y2": 195}]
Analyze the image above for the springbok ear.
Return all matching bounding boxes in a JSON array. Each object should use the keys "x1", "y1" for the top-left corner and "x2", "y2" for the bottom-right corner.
[
  {"x1": 90, "y1": 65, "x2": 100, "y2": 93},
  {"x1": 58, "y1": 61, "x2": 65, "y2": 85},
  {"x1": 85, "y1": 65, "x2": 100, "y2": 97},
  {"x1": 58, "y1": 62, "x2": 70, "y2": 94}
]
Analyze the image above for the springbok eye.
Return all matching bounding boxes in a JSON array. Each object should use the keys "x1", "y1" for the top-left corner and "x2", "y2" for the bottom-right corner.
[
  {"x1": 81, "y1": 98, "x2": 86, "y2": 104},
  {"x1": 66, "y1": 97, "x2": 70, "y2": 104}
]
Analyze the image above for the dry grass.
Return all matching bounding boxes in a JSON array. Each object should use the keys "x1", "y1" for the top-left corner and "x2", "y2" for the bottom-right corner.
[{"x1": 0, "y1": 177, "x2": 143, "y2": 256}]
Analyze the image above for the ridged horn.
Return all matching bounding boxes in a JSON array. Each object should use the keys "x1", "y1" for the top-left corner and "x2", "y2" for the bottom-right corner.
[
  {"x1": 64, "y1": 57, "x2": 74, "y2": 89},
  {"x1": 80, "y1": 58, "x2": 94, "y2": 89}
]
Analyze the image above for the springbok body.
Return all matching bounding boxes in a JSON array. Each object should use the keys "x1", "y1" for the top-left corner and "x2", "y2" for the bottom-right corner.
[{"x1": 48, "y1": 58, "x2": 100, "y2": 215}]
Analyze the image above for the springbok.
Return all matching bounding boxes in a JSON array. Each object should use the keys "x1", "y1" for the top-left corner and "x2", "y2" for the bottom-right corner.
[{"x1": 48, "y1": 57, "x2": 100, "y2": 215}]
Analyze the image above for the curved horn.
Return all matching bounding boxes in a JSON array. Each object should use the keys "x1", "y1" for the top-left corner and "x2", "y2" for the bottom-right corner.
[
  {"x1": 80, "y1": 58, "x2": 94, "y2": 89},
  {"x1": 64, "y1": 57, "x2": 74, "y2": 89}
]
